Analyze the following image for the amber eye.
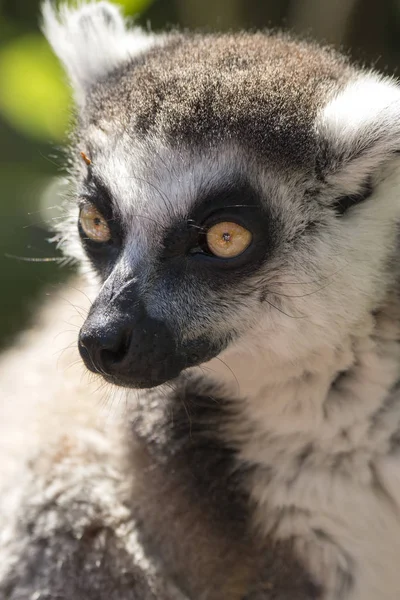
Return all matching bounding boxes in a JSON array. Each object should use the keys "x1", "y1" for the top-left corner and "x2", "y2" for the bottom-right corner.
[
  {"x1": 79, "y1": 204, "x2": 111, "y2": 243},
  {"x1": 205, "y1": 221, "x2": 252, "y2": 258}
]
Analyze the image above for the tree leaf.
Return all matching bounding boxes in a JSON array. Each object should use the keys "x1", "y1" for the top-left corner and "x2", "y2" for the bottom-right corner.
[
  {"x1": 0, "y1": 34, "x2": 70, "y2": 141},
  {"x1": 0, "y1": 1, "x2": 155, "y2": 141},
  {"x1": 108, "y1": 0, "x2": 155, "y2": 15}
]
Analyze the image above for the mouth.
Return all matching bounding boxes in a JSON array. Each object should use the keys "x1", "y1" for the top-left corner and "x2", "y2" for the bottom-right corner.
[
  {"x1": 79, "y1": 340, "x2": 186, "y2": 388},
  {"x1": 99, "y1": 369, "x2": 183, "y2": 389},
  {"x1": 79, "y1": 334, "x2": 229, "y2": 389}
]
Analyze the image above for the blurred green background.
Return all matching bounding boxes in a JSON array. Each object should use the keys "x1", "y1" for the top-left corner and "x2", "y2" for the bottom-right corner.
[{"x1": 1, "y1": 0, "x2": 400, "y2": 349}]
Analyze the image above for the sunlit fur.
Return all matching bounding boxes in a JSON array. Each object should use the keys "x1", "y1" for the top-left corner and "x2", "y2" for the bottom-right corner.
[
  {"x1": 42, "y1": 0, "x2": 162, "y2": 105},
  {"x1": 2, "y1": 2, "x2": 400, "y2": 599}
]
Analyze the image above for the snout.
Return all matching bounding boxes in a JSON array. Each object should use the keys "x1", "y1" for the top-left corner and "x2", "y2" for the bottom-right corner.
[{"x1": 78, "y1": 303, "x2": 186, "y2": 388}]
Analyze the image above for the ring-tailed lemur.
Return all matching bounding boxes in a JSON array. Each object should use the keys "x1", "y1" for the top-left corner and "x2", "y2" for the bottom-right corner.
[{"x1": 1, "y1": 1, "x2": 400, "y2": 598}]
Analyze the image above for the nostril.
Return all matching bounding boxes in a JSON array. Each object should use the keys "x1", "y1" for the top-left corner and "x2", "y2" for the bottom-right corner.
[
  {"x1": 78, "y1": 324, "x2": 131, "y2": 375},
  {"x1": 101, "y1": 331, "x2": 131, "y2": 367}
]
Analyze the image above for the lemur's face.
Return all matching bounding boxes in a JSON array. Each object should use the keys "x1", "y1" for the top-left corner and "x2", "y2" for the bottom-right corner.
[{"x1": 44, "y1": 2, "x2": 400, "y2": 389}]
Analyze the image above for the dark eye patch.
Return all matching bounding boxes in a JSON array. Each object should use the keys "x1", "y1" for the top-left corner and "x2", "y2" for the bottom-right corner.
[
  {"x1": 160, "y1": 177, "x2": 281, "y2": 275},
  {"x1": 80, "y1": 173, "x2": 115, "y2": 222},
  {"x1": 77, "y1": 173, "x2": 123, "y2": 277},
  {"x1": 189, "y1": 177, "x2": 262, "y2": 222},
  {"x1": 333, "y1": 179, "x2": 373, "y2": 215}
]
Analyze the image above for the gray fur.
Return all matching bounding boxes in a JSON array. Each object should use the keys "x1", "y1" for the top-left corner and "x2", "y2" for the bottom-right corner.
[
  {"x1": 82, "y1": 32, "x2": 352, "y2": 166},
  {"x1": 3, "y1": 1, "x2": 400, "y2": 598}
]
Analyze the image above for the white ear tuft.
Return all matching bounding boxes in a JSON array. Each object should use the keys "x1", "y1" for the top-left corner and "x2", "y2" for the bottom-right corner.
[
  {"x1": 42, "y1": 1, "x2": 159, "y2": 105},
  {"x1": 317, "y1": 74, "x2": 400, "y2": 189}
]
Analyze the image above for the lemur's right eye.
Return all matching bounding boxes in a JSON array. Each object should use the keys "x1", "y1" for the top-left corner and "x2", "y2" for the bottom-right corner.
[
  {"x1": 79, "y1": 203, "x2": 111, "y2": 243},
  {"x1": 205, "y1": 221, "x2": 252, "y2": 258}
]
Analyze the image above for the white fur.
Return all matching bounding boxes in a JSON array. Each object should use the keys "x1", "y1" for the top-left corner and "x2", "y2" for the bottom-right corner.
[
  {"x1": 317, "y1": 73, "x2": 400, "y2": 192},
  {"x1": 232, "y1": 305, "x2": 400, "y2": 600},
  {"x1": 42, "y1": 1, "x2": 161, "y2": 104}
]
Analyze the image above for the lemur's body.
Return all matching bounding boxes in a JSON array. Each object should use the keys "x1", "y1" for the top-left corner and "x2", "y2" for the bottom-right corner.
[{"x1": 2, "y1": 2, "x2": 400, "y2": 598}]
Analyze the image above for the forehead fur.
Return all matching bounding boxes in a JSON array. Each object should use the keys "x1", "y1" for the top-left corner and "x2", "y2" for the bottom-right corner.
[{"x1": 83, "y1": 33, "x2": 354, "y2": 167}]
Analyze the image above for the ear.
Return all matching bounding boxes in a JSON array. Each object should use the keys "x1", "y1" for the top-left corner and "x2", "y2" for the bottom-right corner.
[
  {"x1": 316, "y1": 74, "x2": 400, "y2": 194},
  {"x1": 41, "y1": 1, "x2": 159, "y2": 106}
]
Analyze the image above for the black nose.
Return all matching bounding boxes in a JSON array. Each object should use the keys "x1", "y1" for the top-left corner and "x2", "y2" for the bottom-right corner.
[
  {"x1": 78, "y1": 321, "x2": 131, "y2": 376},
  {"x1": 78, "y1": 291, "x2": 196, "y2": 387}
]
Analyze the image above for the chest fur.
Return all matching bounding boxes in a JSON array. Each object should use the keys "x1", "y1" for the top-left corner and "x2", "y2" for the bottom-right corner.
[{"x1": 237, "y1": 310, "x2": 400, "y2": 599}]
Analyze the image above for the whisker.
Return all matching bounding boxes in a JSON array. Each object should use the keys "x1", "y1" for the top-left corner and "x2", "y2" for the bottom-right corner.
[
  {"x1": 132, "y1": 214, "x2": 166, "y2": 227},
  {"x1": 54, "y1": 340, "x2": 76, "y2": 357},
  {"x1": 63, "y1": 286, "x2": 94, "y2": 308},
  {"x1": 50, "y1": 293, "x2": 89, "y2": 319},
  {"x1": 264, "y1": 298, "x2": 306, "y2": 319},
  {"x1": 124, "y1": 174, "x2": 176, "y2": 220},
  {"x1": 270, "y1": 265, "x2": 347, "y2": 286},
  {"x1": 63, "y1": 358, "x2": 84, "y2": 371},
  {"x1": 265, "y1": 279, "x2": 334, "y2": 299},
  {"x1": 214, "y1": 356, "x2": 240, "y2": 395},
  {"x1": 26, "y1": 205, "x2": 60, "y2": 216},
  {"x1": 4, "y1": 253, "x2": 62, "y2": 263},
  {"x1": 179, "y1": 395, "x2": 193, "y2": 438}
]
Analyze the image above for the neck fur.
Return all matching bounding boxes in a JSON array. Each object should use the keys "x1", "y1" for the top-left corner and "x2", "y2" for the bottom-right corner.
[{"x1": 205, "y1": 291, "x2": 400, "y2": 465}]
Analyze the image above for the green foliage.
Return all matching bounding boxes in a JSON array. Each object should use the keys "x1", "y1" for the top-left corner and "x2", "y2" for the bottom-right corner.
[
  {"x1": 109, "y1": 0, "x2": 154, "y2": 13},
  {"x1": 0, "y1": 34, "x2": 70, "y2": 141},
  {"x1": 66, "y1": 0, "x2": 154, "y2": 13},
  {"x1": 0, "y1": 0, "x2": 154, "y2": 142}
]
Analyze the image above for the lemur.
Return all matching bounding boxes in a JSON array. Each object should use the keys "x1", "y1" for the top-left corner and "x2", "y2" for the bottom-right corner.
[{"x1": 1, "y1": 1, "x2": 400, "y2": 598}]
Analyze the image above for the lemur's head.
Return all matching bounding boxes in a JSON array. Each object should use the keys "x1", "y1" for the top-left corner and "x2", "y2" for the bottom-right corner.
[{"x1": 44, "y1": 1, "x2": 400, "y2": 389}]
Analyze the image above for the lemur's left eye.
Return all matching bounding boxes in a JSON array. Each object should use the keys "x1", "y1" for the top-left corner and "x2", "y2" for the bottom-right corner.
[
  {"x1": 79, "y1": 204, "x2": 111, "y2": 243},
  {"x1": 205, "y1": 221, "x2": 252, "y2": 258}
]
